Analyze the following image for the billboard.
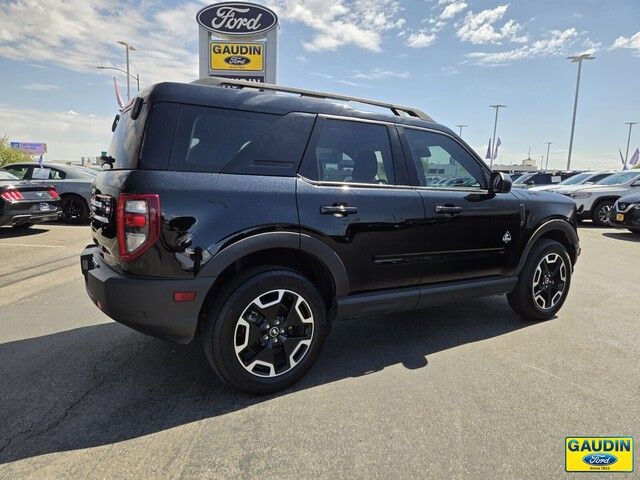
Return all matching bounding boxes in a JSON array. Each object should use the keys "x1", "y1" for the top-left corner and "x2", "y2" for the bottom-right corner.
[
  {"x1": 210, "y1": 42, "x2": 264, "y2": 71},
  {"x1": 10, "y1": 142, "x2": 47, "y2": 155}
]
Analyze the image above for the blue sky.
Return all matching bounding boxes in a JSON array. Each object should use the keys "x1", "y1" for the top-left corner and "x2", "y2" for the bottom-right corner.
[{"x1": 0, "y1": 0, "x2": 639, "y2": 169}]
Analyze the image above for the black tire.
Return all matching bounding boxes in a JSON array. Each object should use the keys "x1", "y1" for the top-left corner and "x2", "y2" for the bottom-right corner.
[
  {"x1": 203, "y1": 266, "x2": 328, "y2": 394},
  {"x1": 591, "y1": 199, "x2": 614, "y2": 227},
  {"x1": 507, "y1": 239, "x2": 572, "y2": 321},
  {"x1": 12, "y1": 223, "x2": 33, "y2": 230},
  {"x1": 60, "y1": 195, "x2": 89, "y2": 224}
]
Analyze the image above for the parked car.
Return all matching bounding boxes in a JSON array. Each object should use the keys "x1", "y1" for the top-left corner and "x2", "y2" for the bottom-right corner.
[
  {"x1": 512, "y1": 171, "x2": 580, "y2": 189},
  {"x1": 0, "y1": 171, "x2": 61, "y2": 228},
  {"x1": 2, "y1": 163, "x2": 94, "y2": 223},
  {"x1": 561, "y1": 170, "x2": 640, "y2": 226},
  {"x1": 609, "y1": 191, "x2": 640, "y2": 234},
  {"x1": 529, "y1": 170, "x2": 616, "y2": 192},
  {"x1": 507, "y1": 172, "x2": 526, "y2": 182},
  {"x1": 81, "y1": 78, "x2": 580, "y2": 393}
]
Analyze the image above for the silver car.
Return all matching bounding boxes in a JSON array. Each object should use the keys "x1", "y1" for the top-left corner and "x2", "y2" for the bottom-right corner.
[{"x1": 2, "y1": 163, "x2": 95, "y2": 223}]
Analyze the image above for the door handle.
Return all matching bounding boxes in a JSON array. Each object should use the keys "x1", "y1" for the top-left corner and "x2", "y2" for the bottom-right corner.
[
  {"x1": 435, "y1": 205, "x2": 463, "y2": 215},
  {"x1": 320, "y1": 204, "x2": 358, "y2": 216}
]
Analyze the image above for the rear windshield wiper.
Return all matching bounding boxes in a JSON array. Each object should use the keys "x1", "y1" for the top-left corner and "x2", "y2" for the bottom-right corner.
[{"x1": 100, "y1": 155, "x2": 116, "y2": 169}]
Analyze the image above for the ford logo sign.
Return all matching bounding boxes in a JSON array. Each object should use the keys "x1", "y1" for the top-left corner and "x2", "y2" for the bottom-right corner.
[
  {"x1": 582, "y1": 453, "x2": 617, "y2": 466},
  {"x1": 197, "y1": 2, "x2": 278, "y2": 36},
  {"x1": 224, "y1": 55, "x2": 250, "y2": 65}
]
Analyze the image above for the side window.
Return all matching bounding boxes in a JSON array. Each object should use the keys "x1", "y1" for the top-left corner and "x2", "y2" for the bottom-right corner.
[
  {"x1": 169, "y1": 106, "x2": 276, "y2": 173},
  {"x1": 48, "y1": 168, "x2": 66, "y2": 180},
  {"x1": 590, "y1": 174, "x2": 607, "y2": 183},
  {"x1": 404, "y1": 129, "x2": 485, "y2": 189},
  {"x1": 308, "y1": 119, "x2": 395, "y2": 185},
  {"x1": 5, "y1": 165, "x2": 29, "y2": 179}
]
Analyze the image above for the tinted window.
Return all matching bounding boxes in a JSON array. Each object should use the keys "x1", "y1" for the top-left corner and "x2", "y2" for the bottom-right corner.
[
  {"x1": 4, "y1": 165, "x2": 29, "y2": 179},
  {"x1": 107, "y1": 103, "x2": 148, "y2": 170},
  {"x1": 589, "y1": 173, "x2": 610, "y2": 183},
  {"x1": 559, "y1": 172, "x2": 591, "y2": 185},
  {"x1": 307, "y1": 119, "x2": 395, "y2": 185},
  {"x1": 598, "y1": 171, "x2": 640, "y2": 185},
  {"x1": 170, "y1": 106, "x2": 276, "y2": 173},
  {"x1": 404, "y1": 129, "x2": 484, "y2": 189},
  {"x1": 0, "y1": 171, "x2": 19, "y2": 180}
]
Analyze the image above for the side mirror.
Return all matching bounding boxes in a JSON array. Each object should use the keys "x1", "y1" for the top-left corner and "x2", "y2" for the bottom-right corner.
[{"x1": 490, "y1": 171, "x2": 512, "y2": 194}]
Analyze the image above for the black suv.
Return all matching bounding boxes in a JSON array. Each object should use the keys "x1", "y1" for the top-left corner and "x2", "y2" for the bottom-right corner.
[{"x1": 81, "y1": 78, "x2": 580, "y2": 393}]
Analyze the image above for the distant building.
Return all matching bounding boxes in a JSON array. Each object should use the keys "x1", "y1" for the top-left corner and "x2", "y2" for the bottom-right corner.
[{"x1": 492, "y1": 156, "x2": 539, "y2": 172}]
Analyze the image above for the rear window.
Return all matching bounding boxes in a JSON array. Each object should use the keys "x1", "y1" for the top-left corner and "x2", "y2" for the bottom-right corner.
[
  {"x1": 107, "y1": 103, "x2": 148, "y2": 169},
  {"x1": 169, "y1": 106, "x2": 276, "y2": 173}
]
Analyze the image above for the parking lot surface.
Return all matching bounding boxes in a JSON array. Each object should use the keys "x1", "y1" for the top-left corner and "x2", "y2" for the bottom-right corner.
[{"x1": 0, "y1": 223, "x2": 639, "y2": 479}]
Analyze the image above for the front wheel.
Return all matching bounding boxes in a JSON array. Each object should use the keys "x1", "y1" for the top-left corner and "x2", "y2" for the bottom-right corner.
[
  {"x1": 591, "y1": 199, "x2": 614, "y2": 227},
  {"x1": 507, "y1": 239, "x2": 572, "y2": 321},
  {"x1": 203, "y1": 267, "x2": 327, "y2": 394}
]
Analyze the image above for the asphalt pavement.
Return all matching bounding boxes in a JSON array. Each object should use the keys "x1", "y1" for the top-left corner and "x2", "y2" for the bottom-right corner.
[{"x1": 0, "y1": 223, "x2": 639, "y2": 479}]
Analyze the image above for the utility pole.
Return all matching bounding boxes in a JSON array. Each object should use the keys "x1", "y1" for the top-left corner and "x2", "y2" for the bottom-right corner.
[
  {"x1": 117, "y1": 41, "x2": 137, "y2": 101},
  {"x1": 566, "y1": 53, "x2": 595, "y2": 170},
  {"x1": 489, "y1": 105, "x2": 506, "y2": 168},
  {"x1": 455, "y1": 124, "x2": 468, "y2": 137},
  {"x1": 624, "y1": 122, "x2": 637, "y2": 167},
  {"x1": 545, "y1": 141, "x2": 552, "y2": 170}
]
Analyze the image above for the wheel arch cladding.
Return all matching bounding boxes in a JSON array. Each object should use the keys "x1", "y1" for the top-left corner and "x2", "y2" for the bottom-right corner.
[{"x1": 516, "y1": 219, "x2": 579, "y2": 274}]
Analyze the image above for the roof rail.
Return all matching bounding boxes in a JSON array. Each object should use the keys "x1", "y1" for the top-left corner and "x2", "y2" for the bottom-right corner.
[{"x1": 192, "y1": 77, "x2": 433, "y2": 122}]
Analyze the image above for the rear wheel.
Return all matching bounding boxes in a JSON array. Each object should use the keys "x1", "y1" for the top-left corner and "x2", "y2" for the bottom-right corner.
[
  {"x1": 508, "y1": 239, "x2": 572, "y2": 321},
  {"x1": 591, "y1": 199, "x2": 614, "y2": 226},
  {"x1": 203, "y1": 267, "x2": 327, "y2": 394},
  {"x1": 60, "y1": 195, "x2": 89, "y2": 224}
]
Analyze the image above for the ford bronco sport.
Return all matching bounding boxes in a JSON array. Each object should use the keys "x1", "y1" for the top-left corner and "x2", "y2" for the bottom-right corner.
[{"x1": 81, "y1": 78, "x2": 580, "y2": 393}]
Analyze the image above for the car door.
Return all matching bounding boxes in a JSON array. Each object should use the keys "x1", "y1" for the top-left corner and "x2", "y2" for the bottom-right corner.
[
  {"x1": 398, "y1": 126, "x2": 522, "y2": 284},
  {"x1": 297, "y1": 116, "x2": 426, "y2": 295}
]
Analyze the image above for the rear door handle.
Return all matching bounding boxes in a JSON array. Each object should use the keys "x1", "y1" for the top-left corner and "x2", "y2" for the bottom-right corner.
[
  {"x1": 320, "y1": 204, "x2": 358, "y2": 216},
  {"x1": 435, "y1": 205, "x2": 463, "y2": 215}
]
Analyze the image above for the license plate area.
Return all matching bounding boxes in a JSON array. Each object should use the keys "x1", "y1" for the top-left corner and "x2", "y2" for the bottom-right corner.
[
  {"x1": 39, "y1": 202, "x2": 50, "y2": 211},
  {"x1": 616, "y1": 213, "x2": 624, "y2": 222}
]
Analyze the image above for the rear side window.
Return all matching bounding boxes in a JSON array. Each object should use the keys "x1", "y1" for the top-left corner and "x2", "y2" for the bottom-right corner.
[
  {"x1": 169, "y1": 106, "x2": 276, "y2": 173},
  {"x1": 108, "y1": 103, "x2": 149, "y2": 169},
  {"x1": 303, "y1": 119, "x2": 395, "y2": 185}
]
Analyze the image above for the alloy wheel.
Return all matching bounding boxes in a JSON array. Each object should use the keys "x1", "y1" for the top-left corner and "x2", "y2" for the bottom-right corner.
[
  {"x1": 62, "y1": 198, "x2": 82, "y2": 223},
  {"x1": 234, "y1": 289, "x2": 314, "y2": 378},
  {"x1": 597, "y1": 204, "x2": 612, "y2": 224},
  {"x1": 532, "y1": 253, "x2": 567, "y2": 310}
]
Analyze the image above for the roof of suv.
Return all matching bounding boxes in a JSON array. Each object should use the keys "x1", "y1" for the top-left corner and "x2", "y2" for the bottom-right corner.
[{"x1": 143, "y1": 80, "x2": 454, "y2": 136}]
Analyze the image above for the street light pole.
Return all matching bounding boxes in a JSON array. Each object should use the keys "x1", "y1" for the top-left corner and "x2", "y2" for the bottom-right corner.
[
  {"x1": 566, "y1": 53, "x2": 595, "y2": 170},
  {"x1": 455, "y1": 124, "x2": 468, "y2": 138},
  {"x1": 545, "y1": 141, "x2": 552, "y2": 170},
  {"x1": 489, "y1": 105, "x2": 506, "y2": 168},
  {"x1": 96, "y1": 66, "x2": 140, "y2": 92},
  {"x1": 117, "y1": 41, "x2": 136, "y2": 101},
  {"x1": 623, "y1": 122, "x2": 637, "y2": 167}
]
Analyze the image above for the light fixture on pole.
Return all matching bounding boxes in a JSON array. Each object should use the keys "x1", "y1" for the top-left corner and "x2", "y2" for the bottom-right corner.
[
  {"x1": 545, "y1": 141, "x2": 552, "y2": 170},
  {"x1": 489, "y1": 105, "x2": 506, "y2": 168},
  {"x1": 96, "y1": 66, "x2": 140, "y2": 92},
  {"x1": 117, "y1": 41, "x2": 137, "y2": 101},
  {"x1": 455, "y1": 124, "x2": 468, "y2": 138},
  {"x1": 623, "y1": 122, "x2": 637, "y2": 167},
  {"x1": 566, "y1": 53, "x2": 595, "y2": 170}
]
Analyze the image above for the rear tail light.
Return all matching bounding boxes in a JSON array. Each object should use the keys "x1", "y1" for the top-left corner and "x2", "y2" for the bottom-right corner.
[
  {"x1": 49, "y1": 189, "x2": 59, "y2": 199},
  {"x1": 1, "y1": 190, "x2": 24, "y2": 201},
  {"x1": 116, "y1": 193, "x2": 160, "y2": 261}
]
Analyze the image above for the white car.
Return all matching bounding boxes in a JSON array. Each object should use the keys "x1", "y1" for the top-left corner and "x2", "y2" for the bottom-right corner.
[
  {"x1": 529, "y1": 170, "x2": 616, "y2": 192},
  {"x1": 560, "y1": 170, "x2": 640, "y2": 226}
]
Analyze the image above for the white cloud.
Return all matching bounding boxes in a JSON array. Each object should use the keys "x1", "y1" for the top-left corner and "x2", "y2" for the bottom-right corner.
[
  {"x1": 440, "y1": 1, "x2": 467, "y2": 20},
  {"x1": 407, "y1": 32, "x2": 436, "y2": 48},
  {"x1": 0, "y1": 105, "x2": 112, "y2": 160},
  {"x1": 466, "y1": 28, "x2": 579, "y2": 65},
  {"x1": 269, "y1": 0, "x2": 405, "y2": 52},
  {"x1": 611, "y1": 31, "x2": 640, "y2": 55},
  {"x1": 22, "y1": 83, "x2": 59, "y2": 91},
  {"x1": 0, "y1": 0, "x2": 200, "y2": 85},
  {"x1": 456, "y1": 5, "x2": 527, "y2": 44},
  {"x1": 353, "y1": 68, "x2": 410, "y2": 80}
]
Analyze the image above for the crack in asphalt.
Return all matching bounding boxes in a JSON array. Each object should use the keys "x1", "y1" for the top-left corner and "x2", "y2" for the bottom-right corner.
[{"x1": 0, "y1": 342, "x2": 145, "y2": 460}]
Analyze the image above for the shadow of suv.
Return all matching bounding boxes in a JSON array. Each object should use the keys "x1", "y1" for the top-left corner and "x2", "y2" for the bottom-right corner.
[{"x1": 81, "y1": 78, "x2": 580, "y2": 393}]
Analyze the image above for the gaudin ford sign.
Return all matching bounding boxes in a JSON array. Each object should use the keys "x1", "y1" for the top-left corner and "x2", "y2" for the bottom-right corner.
[{"x1": 196, "y1": 2, "x2": 278, "y2": 36}]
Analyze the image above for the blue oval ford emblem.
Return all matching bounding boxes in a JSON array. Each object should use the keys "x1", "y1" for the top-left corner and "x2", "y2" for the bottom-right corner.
[
  {"x1": 196, "y1": 2, "x2": 278, "y2": 36},
  {"x1": 224, "y1": 55, "x2": 250, "y2": 65},
  {"x1": 582, "y1": 453, "x2": 617, "y2": 466}
]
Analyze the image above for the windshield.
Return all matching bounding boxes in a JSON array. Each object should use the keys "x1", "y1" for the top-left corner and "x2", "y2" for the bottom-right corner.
[
  {"x1": 596, "y1": 171, "x2": 640, "y2": 186},
  {"x1": 0, "y1": 171, "x2": 19, "y2": 181},
  {"x1": 107, "y1": 102, "x2": 148, "y2": 169},
  {"x1": 514, "y1": 172, "x2": 535, "y2": 184},
  {"x1": 558, "y1": 172, "x2": 591, "y2": 185}
]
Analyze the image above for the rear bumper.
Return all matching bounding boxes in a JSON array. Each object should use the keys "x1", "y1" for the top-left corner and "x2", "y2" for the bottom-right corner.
[
  {"x1": 0, "y1": 206, "x2": 61, "y2": 226},
  {"x1": 81, "y1": 245, "x2": 213, "y2": 343}
]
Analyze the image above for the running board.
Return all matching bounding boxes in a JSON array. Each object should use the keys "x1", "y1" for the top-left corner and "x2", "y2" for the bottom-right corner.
[{"x1": 335, "y1": 276, "x2": 518, "y2": 320}]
